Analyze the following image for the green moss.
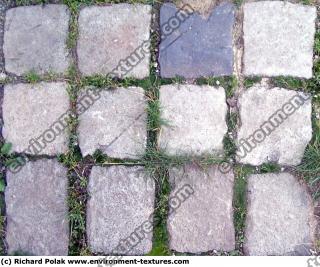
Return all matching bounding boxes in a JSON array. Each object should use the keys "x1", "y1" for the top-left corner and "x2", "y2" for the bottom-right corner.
[
  {"x1": 233, "y1": 0, "x2": 244, "y2": 7},
  {"x1": 147, "y1": 169, "x2": 171, "y2": 256},
  {"x1": 243, "y1": 77, "x2": 262, "y2": 89},
  {"x1": 24, "y1": 70, "x2": 40, "y2": 83},
  {"x1": 260, "y1": 163, "x2": 281, "y2": 173},
  {"x1": 196, "y1": 76, "x2": 238, "y2": 98},
  {"x1": 233, "y1": 165, "x2": 254, "y2": 253},
  {"x1": 223, "y1": 135, "x2": 236, "y2": 159}
]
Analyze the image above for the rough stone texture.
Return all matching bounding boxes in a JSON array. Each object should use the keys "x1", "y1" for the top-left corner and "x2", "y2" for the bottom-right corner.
[
  {"x1": 244, "y1": 173, "x2": 316, "y2": 255},
  {"x1": 168, "y1": 164, "x2": 235, "y2": 253},
  {"x1": 174, "y1": 0, "x2": 217, "y2": 17},
  {"x1": 5, "y1": 159, "x2": 69, "y2": 255},
  {"x1": 4, "y1": 5, "x2": 70, "y2": 75},
  {"x1": 2, "y1": 82, "x2": 69, "y2": 155},
  {"x1": 77, "y1": 4, "x2": 151, "y2": 78},
  {"x1": 159, "y1": 84, "x2": 227, "y2": 156},
  {"x1": 236, "y1": 86, "x2": 312, "y2": 166},
  {"x1": 159, "y1": 2, "x2": 234, "y2": 78},
  {"x1": 243, "y1": 1, "x2": 316, "y2": 78},
  {"x1": 77, "y1": 87, "x2": 147, "y2": 158},
  {"x1": 87, "y1": 166, "x2": 155, "y2": 255}
]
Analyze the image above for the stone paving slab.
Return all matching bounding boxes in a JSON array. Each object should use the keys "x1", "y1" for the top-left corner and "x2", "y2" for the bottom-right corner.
[
  {"x1": 4, "y1": 4, "x2": 70, "y2": 75},
  {"x1": 77, "y1": 87, "x2": 147, "y2": 159},
  {"x1": 159, "y1": 84, "x2": 227, "y2": 156},
  {"x1": 87, "y1": 166, "x2": 155, "y2": 255},
  {"x1": 159, "y1": 2, "x2": 235, "y2": 78},
  {"x1": 77, "y1": 4, "x2": 151, "y2": 78},
  {"x1": 167, "y1": 164, "x2": 235, "y2": 253},
  {"x1": 5, "y1": 159, "x2": 69, "y2": 255},
  {"x1": 243, "y1": 1, "x2": 316, "y2": 78},
  {"x1": 236, "y1": 85, "x2": 312, "y2": 166},
  {"x1": 244, "y1": 173, "x2": 316, "y2": 255},
  {"x1": 2, "y1": 82, "x2": 69, "y2": 155}
]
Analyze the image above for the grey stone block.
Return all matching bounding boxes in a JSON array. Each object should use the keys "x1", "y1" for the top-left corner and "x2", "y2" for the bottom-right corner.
[
  {"x1": 168, "y1": 164, "x2": 235, "y2": 253},
  {"x1": 5, "y1": 159, "x2": 69, "y2": 255},
  {"x1": 159, "y1": 2, "x2": 235, "y2": 78},
  {"x1": 236, "y1": 85, "x2": 312, "y2": 166},
  {"x1": 87, "y1": 166, "x2": 155, "y2": 255},
  {"x1": 159, "y1": 84, "x2": 227, "y2": 156},
  {"x1": 77, "y1": 4, "x2": 151, "y2": 78},
  {"x1": 244, "y1": 173, "x2": 316, "y2": 255},
  {"x1": 77, "y1": 87, "x2": 147, "y2": 159},
  {"x1": 2, "y1": 82, "x2": 70, "y2": 155},
  {"x1": 243, "y1": 1, "x2": 316, "y2": 78},
  {"x1": 4, "y1": 5, "x2": 70, "y2": 75}
]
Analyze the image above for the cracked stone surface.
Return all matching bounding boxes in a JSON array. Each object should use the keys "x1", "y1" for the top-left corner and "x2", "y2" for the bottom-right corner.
[
  {"x1": 159, "y1": 84, "x2": 227, "y2": 156},
  {"x1": 4, "y1": 4, "x2": 70, "y2": 75},
  {"x1": 87, "y1": 166, "x2": 155, "y2": 255},
  {"x1": 77, "y1": 4, "x2": 151, "y2": 78},
  {"x1": 159, "y1": 2, "x2": 235, "y2": 78},
  {"x1": 244, "y1": 173, "x2": 316, "y2": 255},
  {"x1": 243, "y1": 1, "x2": 316, "y2": 78},
  {"x1": 236, "y1": 86, "x2": 312, "y2": 166},
  {"x1": 5, "y1": 159, "x2": 69, "y2": 255},
  {"x1": 77, "y1": 87, "x2": 147, "y2": 159},
  {"x1": 2, "y1": 82, "x2": 69, "y2": 155},
  {"x1": 167, "y1": 164, "x2": 235, "y2": 253}
]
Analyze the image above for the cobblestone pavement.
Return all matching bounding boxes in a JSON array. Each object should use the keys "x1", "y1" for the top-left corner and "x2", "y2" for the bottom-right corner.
[{"x1": 0, "y1": 0, "x2": 319, "y2": 256}]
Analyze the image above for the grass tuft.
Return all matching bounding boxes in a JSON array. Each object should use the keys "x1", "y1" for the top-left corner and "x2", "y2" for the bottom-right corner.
[
  {"x1": 59, "y1": 146, "x2": 90, "y2": 255},
  {"x1": 146, "y1": 99, "x2": 169, "y2": 131},
  {"x1": 196, "y1": 76, "x2": 238, "y2": 98},
  {"x1": 260, "y1": 163, "x2": 281, "y2": 173},
  {"x1": 233, "y1": 165, "x2": 254, "y2": 254},
  {"x1": 24, "y1": 70, "x2": 40, "y2": 83},
  {"x1": 223, "y1": 135, "x2": 236, "y2": 159},
  {"x1": 147, "y1": 168, "x2": 171, "y2": 256},
  {"x1": 296, "y1": 27, "x2": 320, "y2": 199},
  {"x1": 297, "y1": 120, "x2": 320, "y2": 199},
  {"x1": 243, "y1": 77, "x2": 262, "y2": 89},
  {"x1": 233, "y1": 0, "x2": 243, "y2": 7}
]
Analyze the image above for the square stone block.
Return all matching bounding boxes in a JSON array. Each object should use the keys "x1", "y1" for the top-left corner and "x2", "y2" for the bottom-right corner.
[
  {"x1": 236, "y1": 86, "x2": 312, "y2": 166},
  {"x1": 5, "y1": 159, "x2": 69, "y2": 255},
  {"x1": 159, "y1": 84, "x2": 227, "y2": 156},
  {"x1": 159, "y1": 2, "x2": 235, "y2": 78},
  {"x1": 2, "y1": 82, "x2": 70, "y2": 155},
  {"x1": 243, "y1": 1, "x2": 316, "y2": 78},
  {"x1": 4, "y1": 5, "x2": 70, "y2": 75},
  {"x1": 77, "y1": 87, "x2": 147, "y2": 158},
  {"x1": 77, "y1": 4, "x2": 151, "y2": 78},
  {"x1": 167, "y1": 164, "x2": 235, "y2": 253},
  {"x1": 87, "y1": 166, "x2": 155, "y2": 255},
  {"x1": 244, "y1": 173, "x2": 316, "y2": 255}
]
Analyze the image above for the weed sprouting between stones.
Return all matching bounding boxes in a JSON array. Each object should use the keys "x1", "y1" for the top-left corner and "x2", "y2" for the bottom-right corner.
[
  {"x1": 232, "y1": 165, "x2": 254, "y2": 254},
  {"x1": 243, "y1": 76, "x2": 262, "y2": 89},
  {"x1": 196, "y1": 76, "x2": 238, "y2": 98}
]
